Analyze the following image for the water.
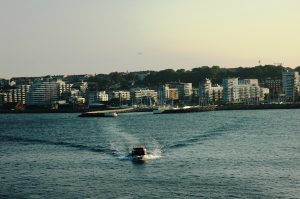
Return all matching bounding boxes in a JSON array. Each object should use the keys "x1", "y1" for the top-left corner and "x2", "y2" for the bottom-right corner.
[{"x1": 0, "y1": 110, "x2": 299, "y2": 198}]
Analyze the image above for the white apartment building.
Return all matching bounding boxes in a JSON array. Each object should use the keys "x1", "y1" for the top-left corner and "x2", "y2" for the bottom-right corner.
[
  {"x1": 131, "y1": 88, "x2": 158, "y2": 105},
  {"x1": 88, "y1": 91, "x2": 109, "y2": 104},
  {"x1": 26, "y1": 81, "x2": 59, "y2": 106},
  {"x1": 199, "y1": 79, "x2": 223, "y2": 104},
  {"x1": 282, "y1": 71, "x2": 299, "y2": 102},
  {"x1": 111, "y1": 91, "x2": 131, "y2": 101},
  {"x1": 222, "y1": 78, "x2": 239, "y2": 103},
  {"x1": 1, "y1": 85, "x2": 31, "y2": 105},
  {"x1": 57, "y1": 80, "x2": 73, "y2": 95},
  {"x1": 223, "y1": 78, "x2": 268, "y2": 104},
  {"x1": 98, "y1": 91, "x2": 109, "y2": 102}
]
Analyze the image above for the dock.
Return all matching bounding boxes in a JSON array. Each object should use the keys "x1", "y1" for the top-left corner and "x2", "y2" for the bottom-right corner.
[{"x1": 78, "y1": 108, "x2": 134, "y2": 117}]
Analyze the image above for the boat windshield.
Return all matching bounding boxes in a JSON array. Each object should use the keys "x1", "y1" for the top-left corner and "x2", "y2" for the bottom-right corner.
[{"x1": 132, "y1": 148, "x2": 146, "y2": 156}]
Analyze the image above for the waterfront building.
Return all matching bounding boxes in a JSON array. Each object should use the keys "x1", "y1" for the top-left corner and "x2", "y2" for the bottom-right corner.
[
  {"x1": 282, "y1": 71, "x2": 300, "y2": 102},
  {"x1": 88, "y1": 91, "x2": 108, "y2": 104},
  {"x1": 98, "y1": 91, "x2": 109, "y2": 102},
  {"x1": 222, "y1": 78, "x2": 239, "y2": 103},
  {"x1": 260, "y1": 88, "x2": 270, "y2": 101},
  {"x1": 66, "y1": 89, "x2": 86, "y2": 104},
  {"x1": 130, "y1": 88, "x2": 157, "y2": 106},
  {"x1": 110, "y1": 91, "x2": 131, "y2": 101},
  {"x1": 168, "y1": 88, "x2": 179, "y2": 101},
  {"x1": 158, "y1": 84, "x2": 179, "y2": 104},
  {"x1": 57, "y1": 80, "x2": 73, "y2": 96},
  {"x1": 261, "y1": 78, "x2": 282, "y2": 101},
  {"x1": 199, "y1": 79, "x2": 223, "y2": 104},
  {"x1": 158, "y1": 82, "x2": 191, "y2": 105},
  {"x1": 26, "y1": 81, "x2": 59, "y2": 106},
  {"x1": 238, "y1": 79, "x2": 260, "y2": 104},
  {"x1": 170, "y1": 82, "x2": 193, "y2": 102},
  {"x1": 223, "y1": 78, "x2": 268, "y2": 104},
  {"x1": 1, "y1": 85, "x2": 31, "y2": 105},
  {"x1": 238, "y1": 79, "x2": 259, "y2": 86}
]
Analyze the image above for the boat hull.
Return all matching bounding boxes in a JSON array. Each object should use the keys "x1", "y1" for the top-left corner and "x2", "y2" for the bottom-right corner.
[{"x1": 131, "y1": 155, "x2": 146, "y2": 162}]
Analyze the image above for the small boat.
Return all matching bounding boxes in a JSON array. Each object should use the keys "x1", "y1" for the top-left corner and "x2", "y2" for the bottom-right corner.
[
  {"x1": 104, "y1": 112, "x2": 118, "y2": 117},
  {"x1": 130, "y1": 146, "x2": 147, "y2": 162},
  {"x1": 153, "y1": 107, "x2": 165, "y2": 114}
]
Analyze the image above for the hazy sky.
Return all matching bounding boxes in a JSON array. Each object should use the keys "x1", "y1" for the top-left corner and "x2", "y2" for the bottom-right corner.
[{"x1": 1, "y1": 0, "x2": 300, "y2": 78}]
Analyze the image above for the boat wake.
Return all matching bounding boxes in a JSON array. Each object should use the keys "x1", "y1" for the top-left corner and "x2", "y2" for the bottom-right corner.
[
  {"x1": 0, "y1": 135, "x2": 107, "y2": 153},
  {"x1": 118, "y1": 154, "x2": 160, "y2": 161}
]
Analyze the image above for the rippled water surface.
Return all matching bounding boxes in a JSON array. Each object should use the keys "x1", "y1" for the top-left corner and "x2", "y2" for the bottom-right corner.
[{"x1": 1, "y1": 110, "x2": 299, "y2": 198}]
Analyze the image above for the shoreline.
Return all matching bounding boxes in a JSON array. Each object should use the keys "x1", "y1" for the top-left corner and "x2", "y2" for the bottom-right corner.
[
  {"x1": 1, "y1": 103, "x2": 300, "y2": 114},
  {"x1": 216, "y1": 103, "x2": 300, "y2": 110}
]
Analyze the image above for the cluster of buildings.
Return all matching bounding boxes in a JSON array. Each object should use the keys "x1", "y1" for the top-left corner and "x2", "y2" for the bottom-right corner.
[
  {"x1": 199, "y1": 71, "x2": 300, "y2": 105},
  {"x1": 0, "y1": 70, "x2": 299, "y2": 110}
]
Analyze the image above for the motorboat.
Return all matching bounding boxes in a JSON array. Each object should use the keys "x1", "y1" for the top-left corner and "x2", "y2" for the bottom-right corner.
[
  {"x1": 130, "y1": 146, "x2": 147, "y2": 162},
  {"x1": 153, "y1": 107, "x2": 165, "y2": 114}
]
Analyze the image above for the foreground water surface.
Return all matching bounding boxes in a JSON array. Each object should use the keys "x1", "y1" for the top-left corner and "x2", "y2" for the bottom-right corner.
[{"x1": 0, "y1": 110, "x2": 299, "y2": 198}]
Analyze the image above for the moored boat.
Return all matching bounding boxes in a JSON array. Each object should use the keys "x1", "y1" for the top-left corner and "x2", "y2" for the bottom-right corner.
[{"x1": 153, "y1": 107, "x2": 165, "y2": 114}]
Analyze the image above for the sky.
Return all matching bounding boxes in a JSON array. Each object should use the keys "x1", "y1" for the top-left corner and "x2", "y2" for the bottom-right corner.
[{"x1": 0, "y1": 0, "x2": 300, "y2": 78}]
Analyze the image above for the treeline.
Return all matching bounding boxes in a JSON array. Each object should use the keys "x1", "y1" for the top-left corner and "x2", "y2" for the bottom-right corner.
[{"x1": 87, "y1": 65, "x2": 300, "y2": 89}]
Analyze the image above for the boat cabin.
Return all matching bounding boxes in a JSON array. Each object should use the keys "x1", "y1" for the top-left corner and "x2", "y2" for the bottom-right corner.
[{"x1": 132, "y1": 147, "x2": 147, "y2": 156}]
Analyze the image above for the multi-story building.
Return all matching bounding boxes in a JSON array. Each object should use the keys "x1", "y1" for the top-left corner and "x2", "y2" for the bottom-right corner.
[
  {"x1": 130, "y1": 88, "x2": 157, "y2": 106},
  {"x1": 238, "y1": 79, "x2": 259, "y2": 86},
  {"x1": 170, "y1": 82, "x2": 192, "y2": 101},
  {"x1": 110, "y1": 91, "x2": 131, "y2": 101},
  {"x1": 158, "y1": 82, "x2": 192, "y2": 104},
  {"x1": 168, "y1": 88, "x2": 179, "y2": 101},
  {"x1": 222, "y1": 78, "x2": 268, "y2": 104},
  {"x1": 282, "y1": 71, "x2": 299, "y2": 102},
  {"x1": 199, "y1": 79, "x2": 223, "y2": 104},
  {"x1": 222, "y1": 78, "x2": 239, "y2": 103},
  {"x1": 26, "y1": 81, "x2": 59, "y2": 106},
  {"x1": 1, "y1": 85, "x2": 31, "y2": 105},
  {"x1": 57, "y1": 80, "x2": 73, "y2": 96},
  {"x1": 158, "y1": 84, "x2": 179, "y2": 104},
  {"x1": 98, "y1": 91, "x2": 109, "y2": 102},
  {"x1": 108, "y1": 90, "x2": 131, "y2": 106},
  {"x1": 88, "y1": 91, "x2": 109, "y2": 104},
  {"x1": 261, "y1": 78, "x2": 282, "y2": 100},
  {"x1": 238, "y1": 79, "x2": 260, "y2": 104}
]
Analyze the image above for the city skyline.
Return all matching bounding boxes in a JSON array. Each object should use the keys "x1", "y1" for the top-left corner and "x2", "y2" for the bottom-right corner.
[{"x1": 1, "y1": 0, "x2": 300, "y2": 78}]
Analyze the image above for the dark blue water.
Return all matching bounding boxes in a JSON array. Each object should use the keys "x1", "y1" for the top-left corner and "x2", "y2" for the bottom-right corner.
[{"x1": 1, "y1": 110, "x2": 299, "y2": 198}]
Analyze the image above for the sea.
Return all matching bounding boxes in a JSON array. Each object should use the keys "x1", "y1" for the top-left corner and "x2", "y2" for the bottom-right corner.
[{"x1": 0, "y1": 110, "x2": 299, "y2": 198}]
